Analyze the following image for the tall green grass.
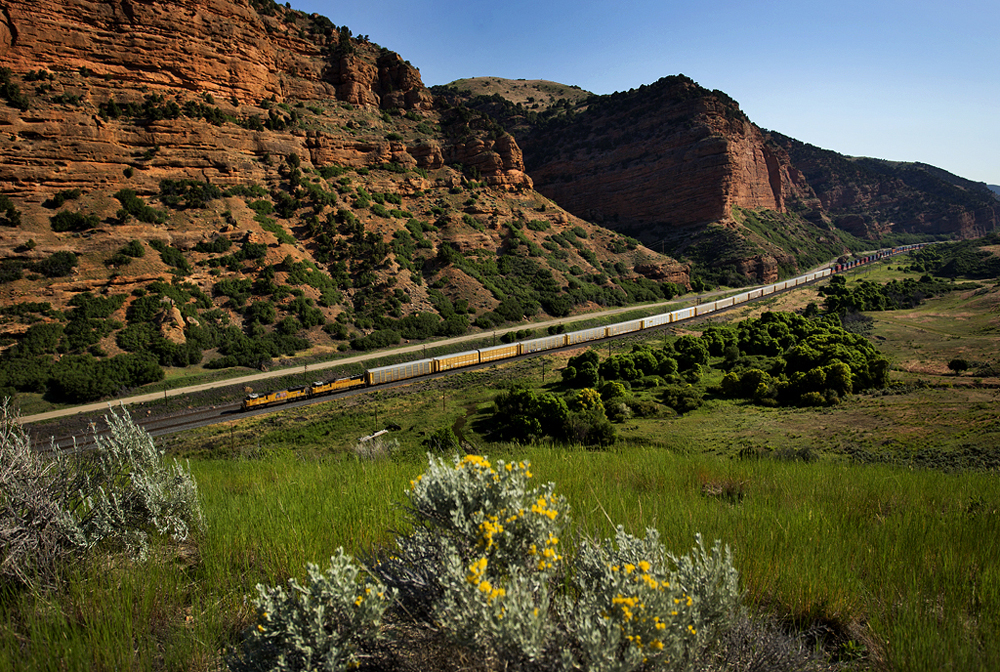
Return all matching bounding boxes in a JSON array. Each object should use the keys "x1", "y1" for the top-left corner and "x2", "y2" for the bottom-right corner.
[
  {"x1": 2, "y1": 447, "x2": 996, "y2": 670},
  {"x1": 520, "y1": 446, "x2": 1000, "y2": 671}
]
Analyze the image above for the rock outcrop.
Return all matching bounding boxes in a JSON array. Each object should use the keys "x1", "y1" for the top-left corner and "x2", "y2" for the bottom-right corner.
[
  {"x1": 446, "y1": 74, "x2": 999, "y2": 282},
  {"x1": 0, "y1": 0, "x2": 686, "y2": 349},
  {"x1": 773, "y1": 134, "x2": 1000, "y2": 239},
  {"x1": 0, "y1": 0, "x2": 431, "y2": 107},
  {"x1": 517, "y1": 77, "x2": 815, "y2": 239},
  {"x1": 0, "y1": 0, "x2": 529, "y2": 202}
]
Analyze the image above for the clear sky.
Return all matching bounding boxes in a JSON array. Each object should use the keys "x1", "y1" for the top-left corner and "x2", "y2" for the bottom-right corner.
[{"x1": 290, "y1": 0, "x2": 1000, "y2": 186}]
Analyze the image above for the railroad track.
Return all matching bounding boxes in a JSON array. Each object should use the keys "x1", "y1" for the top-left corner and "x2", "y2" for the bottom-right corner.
[{"x1": 25, "y1": 245, "x2": 924, "y2": 449}]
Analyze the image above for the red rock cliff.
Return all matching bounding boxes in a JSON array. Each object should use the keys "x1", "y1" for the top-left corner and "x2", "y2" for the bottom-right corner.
[
  {"x1": 0, "y1": 0, "x2": 431, "y2": 107},
  {"x1": 0, "y1": 0, "x2": 534, "y2": 200},
  {"x1": 519, "y1": 77, "x2": 814, "y2": 240}
]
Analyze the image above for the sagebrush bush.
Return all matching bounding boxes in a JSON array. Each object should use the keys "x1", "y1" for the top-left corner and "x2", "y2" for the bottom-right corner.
[
  {"x1": 382, "y1": 455, "x2": 568, "y2": 664},
  {"x1": 235, "y1": 454, "x2": 744, "y2": 671},
  {"x1": 0, "y1": 400, "x2": 203, "y2": 590},
  {"x1": 228, "y1": 550, "x2": 395, "y2": 672}
]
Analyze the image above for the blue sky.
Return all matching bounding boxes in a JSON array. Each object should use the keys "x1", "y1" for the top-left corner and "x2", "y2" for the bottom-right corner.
[{"x1": 291, "y1": 0, "x2": 1000, "y2": 186}]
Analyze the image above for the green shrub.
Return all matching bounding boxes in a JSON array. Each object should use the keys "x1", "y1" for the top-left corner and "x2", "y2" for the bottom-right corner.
[
  {"x1": 228, "y1": 550, "x2": 394, "y2": 672},
  {"x1": 31, "y1": 251, "x2": 78, "y2": 277},
  {"x1": 0, "y1": 194, "x2": 20, "y2": 227},
  {"x1": 114, "y1": 188, "x2": 167, "y2": 224},
  {"x1": 120, "y1": 239, "x2": 145, "y2": 258},
  {"x1": 44, "y1": 188, "x2": 82, "y2": 209},
  {"x1": 661, "y1": 384, "x2": 704, "y2": 414},
  {"x1": 255, "y1": 214, "x2": 297, "y2": 245},
  {"x1": 50, "y1": 210, "x2": 99, "y2": 232},
  {"x1": 350, "y1": 328, "x2": 401, "y2": 351},
  {"x1": 193, "y1": 237, "x2": 231, "y2": 254},
  {"x1": 148, "y1": 239, "x2": 191, "y2": 273},
  {"x1": 49, "y1": 352, "x2": 163, "y2": 401},
  {"x1": 0, "y1": 403, "x2": 203, "y2": 590},
  {"x1": 159, "y1": 179, "x2": 223, "y2": 209},
  {"x1": 948, "y1": 358, "x2": 970, "y2": 375},
  {"x1": 0, "y1": 67, "x2": 30, "y2": 111},
  {"x1": 244, "y1": 300, "x2": 277, "y2": 325},
  {"x1": 526, "y1": 219, "x2": 550, "y2": 232}
]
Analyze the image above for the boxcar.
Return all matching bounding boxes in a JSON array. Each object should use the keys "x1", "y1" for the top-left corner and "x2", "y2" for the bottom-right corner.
[
  {"x1": 566, "y1": 326, "x2": 608, "y2": 345},
  {"x1": 643, "y1": 313, "x2": 672, "y2": 329},
  {"x1": 607, "y1": 319, "x2": 643, "y2": 337},
  {"x1": 672, "y1": 307, "x2": 695, "y2": 322},
  {"x1": 521, "y1": 334, "x2": 566, "y2": 354},
  {"x1": 435, "y1": 349, "x2": 480, "y2": 372},
  {"x1": 366, "y1": 358, "x2": 435, "y2": 386},
  {"x1": 479, "y1": 343, "x2": 520, "y2": 363}
]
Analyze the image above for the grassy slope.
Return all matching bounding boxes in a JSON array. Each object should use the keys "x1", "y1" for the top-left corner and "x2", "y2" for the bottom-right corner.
[
  {"x1": 443, "y1": 77, "x2": 592, "y2": 110},
  {"x1": 4, "y1": 258, "x2": 1000, "y2": 671}
]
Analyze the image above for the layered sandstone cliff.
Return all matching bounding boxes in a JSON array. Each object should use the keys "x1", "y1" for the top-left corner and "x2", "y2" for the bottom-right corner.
[
  {"x1": 773, "y1": 134, "x2": 1000, "y2": 239},
  {"x1": 516, "y1": 77, "x2": 815, "y2": 238},
  {"x1": 0, "y1": 0, "x2": 532, "y2": 202},
  {"x1": 0, "y1": 0, "x2": 430, "y2": 107},
  {"x1": 446, "y1": 74, "x2": 999, "y2": 283}
]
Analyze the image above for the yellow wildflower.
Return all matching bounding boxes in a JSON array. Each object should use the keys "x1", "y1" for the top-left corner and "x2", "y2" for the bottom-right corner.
[{"x1": 467, "y1": 557, "x2": 488, "y2": 584}]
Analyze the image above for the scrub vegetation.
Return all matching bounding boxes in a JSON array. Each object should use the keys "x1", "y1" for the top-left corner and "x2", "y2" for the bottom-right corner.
[{"x1": 2, "y1": 250, "x2": 999, "y2": 670}]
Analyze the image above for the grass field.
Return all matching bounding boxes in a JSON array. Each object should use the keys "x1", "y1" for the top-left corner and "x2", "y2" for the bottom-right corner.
[{"x1": 3, "y1": 262, "x2": 999, "y2": 671}]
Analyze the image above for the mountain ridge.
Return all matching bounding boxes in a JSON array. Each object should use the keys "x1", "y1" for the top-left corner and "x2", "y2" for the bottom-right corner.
[
  {"x1": 439, "y1": 75, "x2": 999, "y2": 281},
  {"x1": 0, "y1": 0, "x2": 690, "y2": 404}
]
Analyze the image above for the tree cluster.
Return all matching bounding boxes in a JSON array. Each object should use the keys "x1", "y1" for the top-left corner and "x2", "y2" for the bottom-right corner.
[
  {"x1": 712, "y1": 311, "x2": 890, "y2": 407},
  {"x1": 819, "y1": 274, "x2": 972, "y2": 315}
]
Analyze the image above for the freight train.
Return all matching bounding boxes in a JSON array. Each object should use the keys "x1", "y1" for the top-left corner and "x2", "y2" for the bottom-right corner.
[{"x1": 241, "y1": 245, "x2": 924, "y2": 411}]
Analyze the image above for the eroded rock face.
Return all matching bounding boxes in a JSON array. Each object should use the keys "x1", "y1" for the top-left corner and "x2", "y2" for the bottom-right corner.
[
  {"x1": 773, "y1": 133, "x2": 1000, "y2": 239},
  {"x1": 0, "y1": 0, "x2": 531, "y2": 200},
  {"x1": 0, "y1": 0, "x2": 677, "y2": 336},
  {"x1": 444, "y1": 135, "x2": 533, "y2": 190},
  {"x1": 733, "y1": 254, "x2": 786, "y2": 285},
  {"x1": 520, "y1": 77, "x2": 814, "y2": 240},
  {"x1": 633, "y1": 261, "x2": 691, "y2": 287},
  {"x1": 0, "y1": 0, "x2": 434, "y2": 107}
]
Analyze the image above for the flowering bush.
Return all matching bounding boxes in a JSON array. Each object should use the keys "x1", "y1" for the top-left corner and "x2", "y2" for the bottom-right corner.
[
  {"x1": 228, "y1": 550, "x2": 395, "y2": 672},
  {"x1": 567, "y1": 528, "x2": 740, "y2": 670},
  {"x1": 233, "y1": 454, "x2": 742, "y2": 671},
  {"x1": 372, "y1": 454, "x2": 568, "y2": 665}
]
